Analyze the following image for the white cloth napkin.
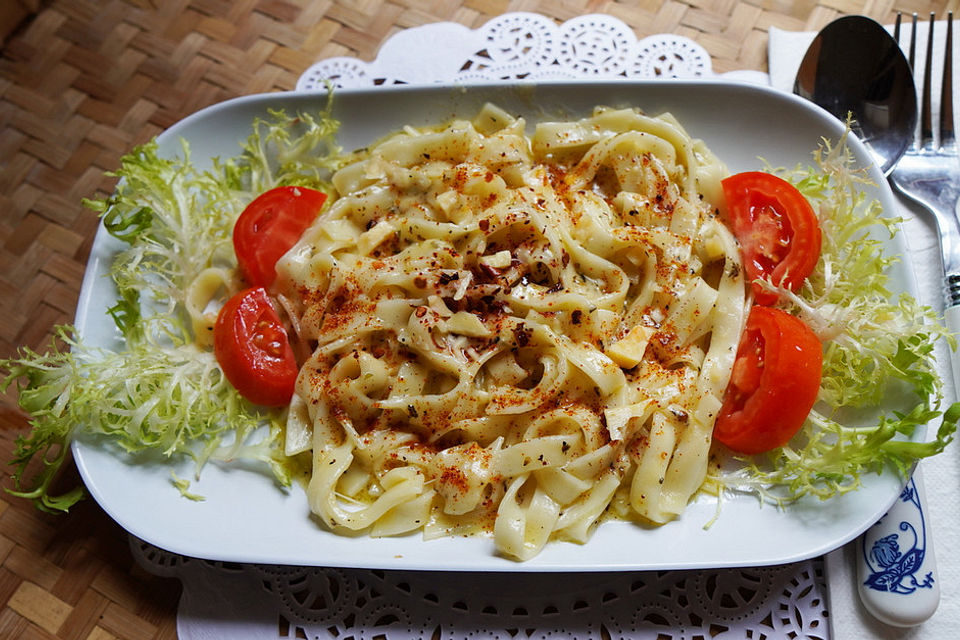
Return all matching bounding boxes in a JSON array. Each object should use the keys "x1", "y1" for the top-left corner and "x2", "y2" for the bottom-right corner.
[{"x1": 769, "y1": 21, "x2": 960, "y2": 640}]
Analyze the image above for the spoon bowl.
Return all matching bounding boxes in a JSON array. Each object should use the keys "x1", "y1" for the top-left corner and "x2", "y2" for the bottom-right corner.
[{"x1": 794, "y1": 15, "x2": 917, "y2": 175}]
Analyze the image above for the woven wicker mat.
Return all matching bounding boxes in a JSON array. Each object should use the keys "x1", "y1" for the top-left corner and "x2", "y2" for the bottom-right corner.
[{"x1": 0, "y1": 1, "x2": 950, "y2": 638}]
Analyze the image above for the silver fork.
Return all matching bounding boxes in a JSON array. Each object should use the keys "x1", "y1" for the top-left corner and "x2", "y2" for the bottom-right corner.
[
  {"x1": 890, "y1": 13, "x2": 960, "y2": 322},
  {"x1": 855, "y1": 11, "x2": 954, "y2": 628}
]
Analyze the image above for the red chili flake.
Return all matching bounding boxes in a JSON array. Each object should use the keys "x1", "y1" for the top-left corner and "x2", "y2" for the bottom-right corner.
[
  {"x1": 513, "y1": 323, "x2": 532, "y2": 347},
  {"x1": 440, "y1": 466, "x2": 470, "y2": 494}
]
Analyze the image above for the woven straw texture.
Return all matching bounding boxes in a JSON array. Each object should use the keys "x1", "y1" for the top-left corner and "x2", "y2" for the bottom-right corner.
[{"x1": 0, "y1": 1, "x2": 953, "y2": 637}]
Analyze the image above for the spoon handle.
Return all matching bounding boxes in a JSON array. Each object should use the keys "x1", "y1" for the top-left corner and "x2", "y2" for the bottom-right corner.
[{"x1": 856, "y1": 467, "x2": 940, "y2": 626}]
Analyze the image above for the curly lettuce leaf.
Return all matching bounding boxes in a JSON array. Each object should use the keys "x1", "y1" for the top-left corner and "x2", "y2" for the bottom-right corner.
[
  {"x1": 2, "y1": 104, "x2": 344, "y2": 512},
  {"x1": 3, "y1": 327, "x2": 279, "y2": 511}
]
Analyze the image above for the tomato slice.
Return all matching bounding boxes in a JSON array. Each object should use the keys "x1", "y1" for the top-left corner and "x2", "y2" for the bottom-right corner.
[
  {"x1": 722, "y1": 171, "x2": 821, "y2": 306},
  {"x1": 234, "y1": 185, "x2": 327, "y2": 287},
  {"x1": 713, "y1": 306, "x2": 822, "y2": 454},
  {"x1": 214, "y1": 287, "x2": 298, "y2": 406}
]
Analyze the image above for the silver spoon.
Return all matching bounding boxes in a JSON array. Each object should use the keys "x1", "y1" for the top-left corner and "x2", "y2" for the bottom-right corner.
[
  {"x1": 794, "y1": 15, "x2": 940, "y2": 628},
  {"x1": 794, "y1": 15, "x2": 917, "y2": 176}
]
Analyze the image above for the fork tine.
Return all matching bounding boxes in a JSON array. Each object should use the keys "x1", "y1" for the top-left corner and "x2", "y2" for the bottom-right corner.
[
  {"x1": 909, "y1": 12, "x2": 918, "y2": 69},
  {"x1": 893, "y1": 13, "x2": 918, "y2": 67},
  {"x1": 921, "y1": 13, "x2": 936, "y2": 150},
  {"x1": 908, "y1": 13, "x2": 919, "y2": 152},
  {"x1": 941, "y1": 12, "x2": 954, "y2": 150}
]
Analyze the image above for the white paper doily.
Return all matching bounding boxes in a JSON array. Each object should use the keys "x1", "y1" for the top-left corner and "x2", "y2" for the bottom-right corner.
[
  {"x1": 132, "y1": 538, "x2": 828, "y2": 640},
  {"x1": 296, "y1": 12, "x2": 768, "y2": 89},
  {"x1": 130, "y1": 13, "x2": 825, "y2": 640}
]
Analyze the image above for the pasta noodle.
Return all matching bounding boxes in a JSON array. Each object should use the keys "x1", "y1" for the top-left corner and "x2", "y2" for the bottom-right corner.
[{"x1": 275, "y1": 103, "x2": 747, "y2": 560}]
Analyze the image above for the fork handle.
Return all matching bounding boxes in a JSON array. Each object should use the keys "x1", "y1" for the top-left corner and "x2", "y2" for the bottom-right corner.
[{"x1": 857, "y1": 468, "x2": 940, "y2": 626}]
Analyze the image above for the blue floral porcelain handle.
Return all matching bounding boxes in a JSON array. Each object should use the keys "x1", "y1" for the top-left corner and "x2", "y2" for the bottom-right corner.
[{"x1": 857, "y1": 467, "x2": 939, "y2": 626}]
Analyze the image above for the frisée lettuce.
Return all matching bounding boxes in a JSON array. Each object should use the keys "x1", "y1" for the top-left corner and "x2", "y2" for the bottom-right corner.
[{"x1": 1, "y1": 105, "x2": 344, "y2": 512}]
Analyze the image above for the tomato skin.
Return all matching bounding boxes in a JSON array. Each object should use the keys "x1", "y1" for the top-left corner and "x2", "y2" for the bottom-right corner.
[
  {"x1": 214, "y1": 287, "x2": 298, "y2": 407},
  {"x1": 234, "y1": 186, "x2": 327, "y2": 288},
  {"x1": 713, "y1": 306, "x2": 822, "y2": 455},
  {"x1": 722, "y1": 172, "x2": 821, "y2": 305}
]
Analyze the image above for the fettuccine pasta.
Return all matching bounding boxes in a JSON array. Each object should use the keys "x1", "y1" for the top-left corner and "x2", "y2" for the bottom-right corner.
[{"x1": 274, "y1": 103, "x2": 747, "y2": 560}]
